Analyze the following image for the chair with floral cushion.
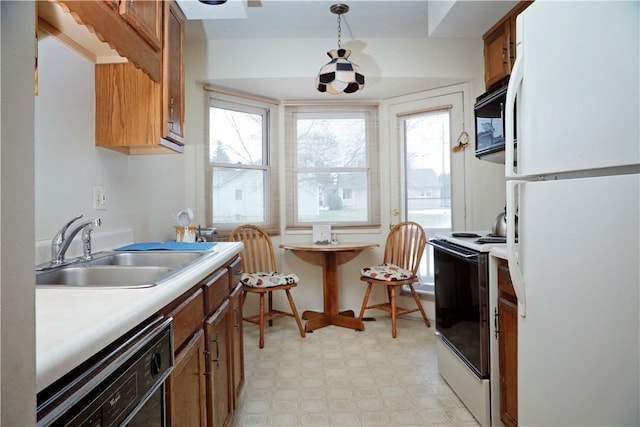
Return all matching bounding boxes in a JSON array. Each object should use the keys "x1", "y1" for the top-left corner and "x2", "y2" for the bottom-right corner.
[
  {"x1": 229, "y1": 224, "x2": 305, "y2": 348},
  {"x1": 358, "y1": 221, "x2": 431, "y2": 338}
]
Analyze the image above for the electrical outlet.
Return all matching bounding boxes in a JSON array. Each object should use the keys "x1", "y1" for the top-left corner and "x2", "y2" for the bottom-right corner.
[{"x1": 93, "y1": 185, "x2": 107, "y2": 210}]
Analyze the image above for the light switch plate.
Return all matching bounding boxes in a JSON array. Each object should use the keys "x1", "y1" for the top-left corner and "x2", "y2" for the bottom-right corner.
[{"x1": 93, "y1": 185, "x2": 107, "y2": 210}]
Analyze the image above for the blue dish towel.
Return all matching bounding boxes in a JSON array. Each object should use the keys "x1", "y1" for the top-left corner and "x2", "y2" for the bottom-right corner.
[{"x1": 114, "y1": 241, "x2": 217, "y2": 251}]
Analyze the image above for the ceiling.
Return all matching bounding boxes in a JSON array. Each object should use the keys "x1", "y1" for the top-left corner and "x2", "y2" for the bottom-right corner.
[
  {"x1": 178, "y1": 0, "x2": 518, "y2": 40},
  {"x1": 175, "y1": 0, "x2": 519, "y2": 100}
]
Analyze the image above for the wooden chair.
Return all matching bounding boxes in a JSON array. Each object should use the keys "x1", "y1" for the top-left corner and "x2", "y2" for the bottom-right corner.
[
  {"x1": 229, "y1": 225, "x2": 305, "y2": 348},
  {"x1": 358, "y1": 221, "x2": 431, "y2": 338}
]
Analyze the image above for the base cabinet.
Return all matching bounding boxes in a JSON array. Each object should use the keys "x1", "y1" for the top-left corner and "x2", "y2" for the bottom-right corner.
[
  {"x1": 497, "y1": 259, "x2": 518, "y2": 427},
  {"x1": 164, "y1": 256, "x2": 244, "y2": 427}
]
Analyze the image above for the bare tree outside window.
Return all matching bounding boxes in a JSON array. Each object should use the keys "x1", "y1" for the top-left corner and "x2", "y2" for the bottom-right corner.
[
  {"x1": 285, "y1": 105, "x2": 380, "y2": 228},
  {"x1": 206, "y1": 94, "x2": 277, "y2": 234}
]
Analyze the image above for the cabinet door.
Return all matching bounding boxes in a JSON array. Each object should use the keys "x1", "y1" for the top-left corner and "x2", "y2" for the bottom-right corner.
[
  {"x1": 498, "y1": 260, "x2": 518, "y2": 427},
  {"x1": 166, "y1": 329, "x2": 207, "y2": 427},
  {"x1": 119, "y1": 0, "x2": 163, "y2": 51},
  {"x1": 205, "y1": 300, "x2": 231, "y2": 427},
  {"x1": 229, "y1": 285, "x2": 244, "y2": 408},
  {"x1": 163, "y1": 0, "x2": 185, "y2": 145},
  {"x1": 483, "y1": 21, "x2": 511, "y2": 89},
  {"x1": 498, "y1": 296, "x2": 518, "y2": 426}
]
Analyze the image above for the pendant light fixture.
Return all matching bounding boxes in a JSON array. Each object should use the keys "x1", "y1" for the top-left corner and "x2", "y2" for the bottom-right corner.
[
  {"x1": 198, "y1": 0, "x2": 227, "y2": 5},
  {"x1": 316, "y1": 3, "x2": 365, "y2": 94}
]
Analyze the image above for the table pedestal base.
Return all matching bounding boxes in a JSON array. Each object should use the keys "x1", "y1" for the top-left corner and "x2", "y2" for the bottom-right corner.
[{"x1": 302, "y1": 310, "x2": 364, "y2": 332}]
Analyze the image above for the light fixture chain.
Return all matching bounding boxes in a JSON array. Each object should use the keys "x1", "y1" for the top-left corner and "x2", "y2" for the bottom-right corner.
[{"x1": 337, "y1": 13, "x2": 342, "y2": 48}]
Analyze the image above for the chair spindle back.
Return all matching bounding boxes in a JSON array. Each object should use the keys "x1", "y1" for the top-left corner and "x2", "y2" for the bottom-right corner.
[
  {"x1": 383, "y1": 221, "x2": 427, "y2": 276},
  {"x1": 230, "y1": 225, "x2": 277, "y2": 273}
]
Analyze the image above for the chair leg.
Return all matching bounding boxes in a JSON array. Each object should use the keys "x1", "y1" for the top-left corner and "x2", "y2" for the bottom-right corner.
[
  {"x1": 240, "y1": 290, "x2": 248, "y2": 311},
  {"x1": 358, "y1": 283, "x2": 374, "y2": 320},
  {"x1": 258, "y1": 293, "x2": 265, "y2": 349},
  {"x1": 268, "y1": 291, "x2": 273, "y2": 327},
  {"x1": 409, "y1": 284, "x2": 431, "y2": 328},
  {"x1": 285, "y1": 289, "x2": 306, "y2": 338},
  {"x1": 390, "y1": 285, "x2": 397, "y2": 338}
]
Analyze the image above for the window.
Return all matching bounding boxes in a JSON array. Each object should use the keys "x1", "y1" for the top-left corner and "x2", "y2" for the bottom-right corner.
[
  {"x1": 402, "y1": 107, "x2": 453, "y2": 294},
  {"x1": 205, "y1": 91, "x2": 278, "y2": 234},
  {"x1": 285, "y1": 104, "x2": 380, "y2": 228}
]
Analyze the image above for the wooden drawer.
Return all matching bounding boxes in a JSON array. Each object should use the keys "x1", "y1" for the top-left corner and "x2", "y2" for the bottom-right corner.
[
  {"x1": 203, "y1": 267, "x2": 230, "y2": 316},
  {"x1": 167, "y1": 288, "x2": 205, "y2": 352},
  {"x1": 228, "y1": 256, "x2": 242, "y2": 291},
  {"x1": 497, "y1": 258, "x2": 517, "y2": 302}
]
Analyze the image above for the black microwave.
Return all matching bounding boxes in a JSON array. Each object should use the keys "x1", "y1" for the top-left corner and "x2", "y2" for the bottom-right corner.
[{"x1": 474, "y1": 83, "x2": 514, "y2": 163}]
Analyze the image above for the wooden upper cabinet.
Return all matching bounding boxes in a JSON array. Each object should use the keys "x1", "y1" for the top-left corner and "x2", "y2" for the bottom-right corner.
[
  {"x1": 483, "y1": 1, "x2": 533, "y2": 90},
  {"x1": 119, "y1": 0, "x2": 163, "y2": 52},
  {"x1": 95, "y1": 0, "x2": 186, "y2": 154},
  {"x1": 483, "y1": 20, "x2": 512, "y2": 90},
  {"x1": 50, "y1": 0, "x2": 162, "y2": 82},
  {"x1": 163, "y1": 0, "x2": 185, "y2": 144}
]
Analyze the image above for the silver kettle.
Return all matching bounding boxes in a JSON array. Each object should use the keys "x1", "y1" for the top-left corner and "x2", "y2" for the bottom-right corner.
[{"x1": 491, "y1": 207, "x2": 518, "y2": 237}]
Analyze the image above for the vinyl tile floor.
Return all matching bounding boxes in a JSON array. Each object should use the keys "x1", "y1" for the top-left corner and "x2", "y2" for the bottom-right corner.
[{"x1": 230, "y1": 315, "x2": 480, "y2": 427}]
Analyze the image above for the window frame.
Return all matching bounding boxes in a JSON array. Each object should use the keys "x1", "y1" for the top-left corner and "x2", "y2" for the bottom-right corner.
[
  {"x1": 205, "y1": 91, "x2": 279, "y2": 236},
  {"x1": 284, "y1": 104, "x2": 380, "y2": 229}
]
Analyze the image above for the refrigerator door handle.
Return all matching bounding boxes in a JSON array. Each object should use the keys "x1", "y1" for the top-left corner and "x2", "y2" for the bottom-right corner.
[
  {"x1": 505, "y1": 47, "x2": 523, "y2": 179},
  {"x1": 506, "y1": 180, "x2": 527, "y2": 317}
]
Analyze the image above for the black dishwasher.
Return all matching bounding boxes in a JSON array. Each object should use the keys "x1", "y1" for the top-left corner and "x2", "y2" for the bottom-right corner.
[{"x1": 37, "y1": 316, "x2": 174, "y2": 427}]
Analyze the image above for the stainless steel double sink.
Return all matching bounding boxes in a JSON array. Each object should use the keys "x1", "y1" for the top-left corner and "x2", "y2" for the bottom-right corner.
[{"x1": 36, "y1": 251, "x2": 216, "y2": 289}]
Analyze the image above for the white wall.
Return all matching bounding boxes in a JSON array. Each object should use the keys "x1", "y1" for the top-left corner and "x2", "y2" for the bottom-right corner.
[
  {"x1": 1, "y1": 2, "x2": 37, "y2": 424},
  {"x1": 34, "y1": 36, "x2": 188, "y2": 263}
]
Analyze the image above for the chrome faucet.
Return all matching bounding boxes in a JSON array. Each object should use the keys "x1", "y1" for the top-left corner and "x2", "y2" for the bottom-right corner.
[{"x1": 51, "y1": 214, "x2": 102, "y2": 265}]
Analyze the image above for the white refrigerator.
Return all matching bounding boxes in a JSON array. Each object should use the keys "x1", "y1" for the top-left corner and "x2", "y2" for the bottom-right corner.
[{"x1": 504, "y1": 2, "x2": 639, "y2": 426}]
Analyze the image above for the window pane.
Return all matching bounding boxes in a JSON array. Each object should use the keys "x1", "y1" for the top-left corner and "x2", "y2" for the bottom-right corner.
[
  {"x1": 403, "y1": 108, "x2": 452, "y2": 291},
  {"x1": 404, "y1": 110, "x2": 451, "y2": 229},
  {"x1": 297, "y1": 172, "x2": 368, "y2": 223},
  {"x1": 296, "y1": 118, "x2": 366, "y2": 168},
  {"x1": 210, "y1": 107, "x2": 264, "y2": 165},
  {"x1": 212, "y1": 168, "x2": 265, "y2": 223}
]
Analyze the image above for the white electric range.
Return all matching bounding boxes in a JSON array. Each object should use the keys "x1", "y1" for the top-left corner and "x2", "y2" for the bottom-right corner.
[{"x1": 428, "y1": 231, "x2": 506, "y2": 427}]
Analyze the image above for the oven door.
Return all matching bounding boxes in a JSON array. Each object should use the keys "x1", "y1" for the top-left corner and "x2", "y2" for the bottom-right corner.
[{"x1": 431, "y1": 240, "x2": 489, "y2": 379}]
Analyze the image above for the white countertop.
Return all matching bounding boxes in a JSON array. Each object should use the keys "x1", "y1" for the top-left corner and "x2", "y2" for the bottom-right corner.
[{"x1": 36, "y1": 242, "x2": 243, "y2": 392}]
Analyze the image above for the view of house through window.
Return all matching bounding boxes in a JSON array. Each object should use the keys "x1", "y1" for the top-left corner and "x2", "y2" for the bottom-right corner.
[
  {"x1": 402, "y1": 107, "x2": 452, "y2": 292},
  {"x1": 285, "y1": 105, "x2": 380, "y2": 228},
  {"x1": 206, "y1": 95, "x2": 277, "y2": 234}
]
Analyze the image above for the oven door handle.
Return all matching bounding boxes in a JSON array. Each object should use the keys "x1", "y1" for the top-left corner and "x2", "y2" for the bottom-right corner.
[{"x1": 429, "y1": 240, "x2": 479, "y2": 261}]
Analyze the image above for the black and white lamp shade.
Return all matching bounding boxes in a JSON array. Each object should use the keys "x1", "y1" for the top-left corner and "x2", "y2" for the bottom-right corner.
[{"x1": 316, "y1": 48, "x2": 365, "y2": 94}]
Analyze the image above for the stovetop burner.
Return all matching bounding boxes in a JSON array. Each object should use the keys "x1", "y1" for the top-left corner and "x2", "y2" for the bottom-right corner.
[{"x1": 436, "y1": 231, "x2": 507, "y2": 252}]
